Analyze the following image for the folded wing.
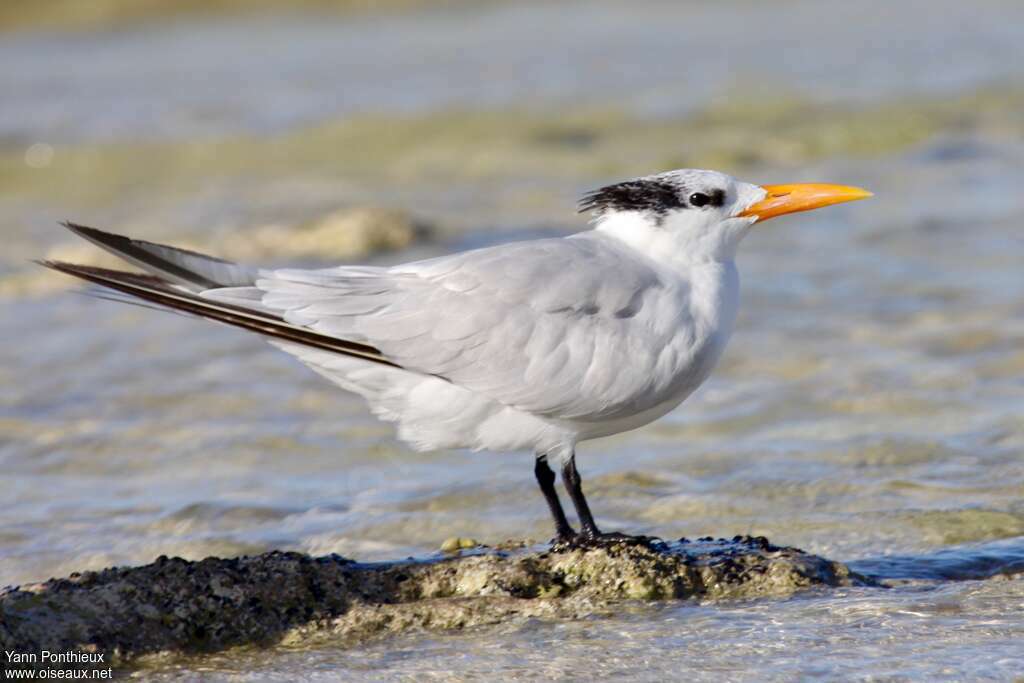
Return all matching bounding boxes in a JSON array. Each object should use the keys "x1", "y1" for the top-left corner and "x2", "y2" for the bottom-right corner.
[
  {"x1": 253, "y1": 235, "x2": 689, "y2": 421},
  {"x1": 45, "y1": 223, "x2": 695, "y2": 425}
]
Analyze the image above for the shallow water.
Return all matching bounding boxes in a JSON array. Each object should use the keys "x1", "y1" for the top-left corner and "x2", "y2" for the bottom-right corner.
[
  {"x1": 2, "y1": 1, "x2": 1024, "y2": 679},
  {"x1": 4, "y1": 0, "x2": 1024, "y2": 145},
  {"x1": 138, "y1": 575, "x2": 1024, "y2": 681}
]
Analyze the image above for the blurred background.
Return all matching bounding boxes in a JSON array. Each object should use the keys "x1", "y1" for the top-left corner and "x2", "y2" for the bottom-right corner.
[{"x1": 2, "y1": 0, "x2": 1023, "y2": 679}]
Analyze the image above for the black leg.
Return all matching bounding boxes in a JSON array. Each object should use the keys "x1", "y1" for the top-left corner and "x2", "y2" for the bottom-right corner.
[
  {"x1": 535, "y1": 455, "x2": 575, "y2": 541},
  {"x1": 560, "y1": 455, "x2": 655, "y2": 547},
  {"x1": 561, "y1": 454, "x2": 602, "y2": 539}
]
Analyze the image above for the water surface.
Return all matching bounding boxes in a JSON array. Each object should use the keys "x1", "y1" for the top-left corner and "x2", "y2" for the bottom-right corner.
[{"x1": 2, "y1": 1, "x2": 1023, "y2": 679}]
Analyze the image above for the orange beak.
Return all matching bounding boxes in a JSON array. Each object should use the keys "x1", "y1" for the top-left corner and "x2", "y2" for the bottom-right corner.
[{"x1": 739, "y1": 183, "x2": 873, "y2": 222}]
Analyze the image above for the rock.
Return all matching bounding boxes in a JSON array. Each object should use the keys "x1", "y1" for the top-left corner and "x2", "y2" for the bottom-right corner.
[
  {"x1": 440, "y1": 537, "x2": 480, "y2": 553},
  {"x1": 222, "y1": 207, "x2": 432, "y2": 262},
  {"x1": 13, "y1": 207, "x2": 432, "y2": 298},
  {"x1": 0, "y1": 536, "x2": 869, "y2": 665}
]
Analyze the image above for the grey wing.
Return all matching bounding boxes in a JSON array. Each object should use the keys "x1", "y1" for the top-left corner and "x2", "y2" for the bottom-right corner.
[{"x1": 256, "y1": 235, "x2": 689, "y2": 421}]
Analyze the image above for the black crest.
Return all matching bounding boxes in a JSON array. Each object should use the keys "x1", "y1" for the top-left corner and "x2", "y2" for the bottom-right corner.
[{"x1": 578, "y1": 179, "x2": 684, "y2": 217}]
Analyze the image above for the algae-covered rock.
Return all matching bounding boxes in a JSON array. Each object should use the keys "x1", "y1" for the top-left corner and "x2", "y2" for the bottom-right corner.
[
  {"x1": 440, "y1": 536, "x2": 481, "y2": 553},
  {"x1": 0, "y1": 536, "x2": 868, "y2": 665}
]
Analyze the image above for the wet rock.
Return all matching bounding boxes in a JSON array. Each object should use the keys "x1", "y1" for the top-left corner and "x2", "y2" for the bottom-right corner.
[{"x1": 0, "y1": 536, "x2": 868, "y2": 665}]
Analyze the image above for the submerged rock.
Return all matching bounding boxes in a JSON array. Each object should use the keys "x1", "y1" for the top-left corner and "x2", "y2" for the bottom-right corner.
[
  {"x1": 222, "y1": 207, "x2": 433, "y2": 262},
  {"x1": 13, "y1": 207, "x2": 434, "y2": 298},
  {"x1": 0, "y1": 536, "x2": 868, "y2": 665}
]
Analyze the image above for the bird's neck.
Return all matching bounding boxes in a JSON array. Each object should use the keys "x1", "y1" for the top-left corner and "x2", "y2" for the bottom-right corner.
[
  {"x1": 592, "y1": 210, "x2": 740, "y2": 267},
  {"x1": 590, "y1": 211, "x2": 741, "y2": 345}
]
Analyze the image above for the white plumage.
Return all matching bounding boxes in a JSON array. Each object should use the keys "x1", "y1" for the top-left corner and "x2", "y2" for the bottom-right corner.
[
  {"x1": 207, "y1": 171, "x2": 761, "y2": 464},
  {"x1": 43, "y1": 168, "x2": 870, "y2": 542}
]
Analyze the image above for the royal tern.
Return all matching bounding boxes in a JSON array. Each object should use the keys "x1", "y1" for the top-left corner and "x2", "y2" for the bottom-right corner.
[{"x1": 41, "y1": 169, "x2": 871, "y2": 544}]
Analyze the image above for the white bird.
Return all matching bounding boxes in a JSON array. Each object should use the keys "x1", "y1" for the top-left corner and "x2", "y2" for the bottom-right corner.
[{"x1": 41, "y1": 169, "x2": 871, "y2": 544}]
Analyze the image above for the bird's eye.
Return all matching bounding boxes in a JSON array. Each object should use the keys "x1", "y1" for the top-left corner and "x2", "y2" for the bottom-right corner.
[{"x1": 689, "y1": 192, "x2": 712, "y2": 208}]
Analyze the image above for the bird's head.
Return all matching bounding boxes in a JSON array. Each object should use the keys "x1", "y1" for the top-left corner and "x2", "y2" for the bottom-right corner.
[{"x1": 580, "y1": 169, "x2": 871, "y2": 263}]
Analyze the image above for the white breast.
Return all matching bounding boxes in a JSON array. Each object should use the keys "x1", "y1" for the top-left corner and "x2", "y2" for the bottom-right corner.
[{"x1": 563, "y1": 258, "x2": 740, "y2": 441}]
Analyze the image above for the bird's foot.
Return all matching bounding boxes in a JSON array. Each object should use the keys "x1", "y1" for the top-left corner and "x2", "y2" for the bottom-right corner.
[{"x1": 551, "y1": 529, "x2": 662, "y2": 551}]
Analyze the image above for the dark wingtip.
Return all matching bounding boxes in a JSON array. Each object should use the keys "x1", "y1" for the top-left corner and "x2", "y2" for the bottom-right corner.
[
  {"x1": 60, "y1": 220, "x2": 107, "y2": 239},
  {"x1": 35, "y1": 258, "x2": 398, "y2": 368},
  {"x1": 35, "y1": 259, "x2": 96, "y2": 282},
  {"x1": 36, "y1": 258, "x2": 85, "y2": 276},
  {"x1": 35, "y1": 258, "x2": 71, "y2": 270}
]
